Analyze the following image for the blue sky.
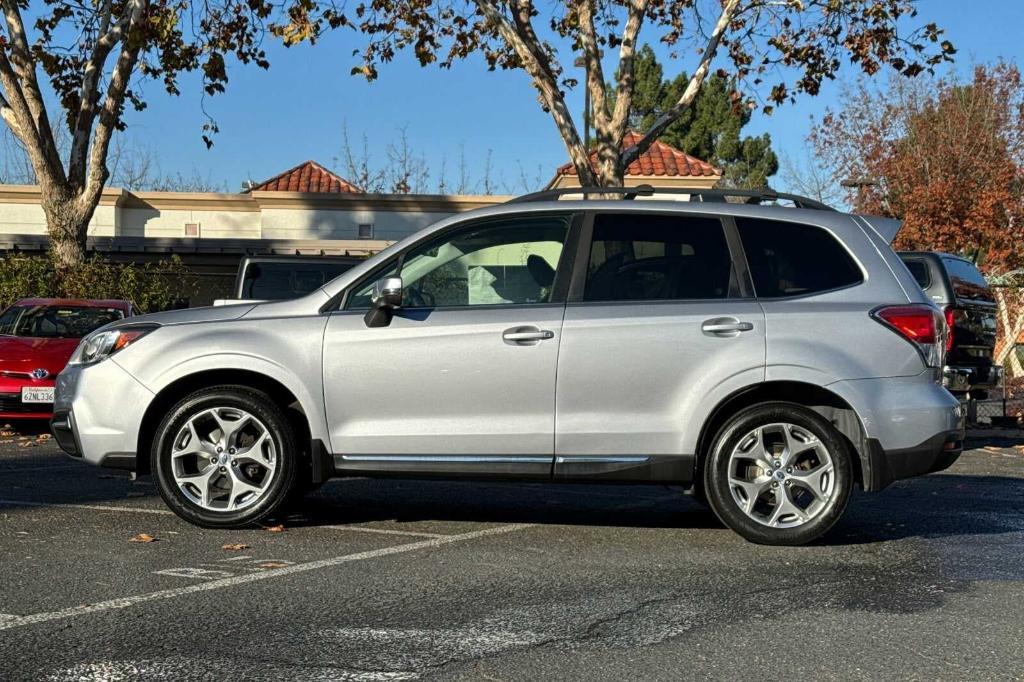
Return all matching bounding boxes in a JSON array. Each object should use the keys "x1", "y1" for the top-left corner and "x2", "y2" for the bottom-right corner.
[{"x1": 115, "y1": 0, "x2": 1022, "y2": 194}]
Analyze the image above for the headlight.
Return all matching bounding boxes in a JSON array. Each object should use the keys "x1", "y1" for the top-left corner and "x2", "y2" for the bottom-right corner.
[{"x1": 69, "y1": 325, "x2": 157, "y2": 366}]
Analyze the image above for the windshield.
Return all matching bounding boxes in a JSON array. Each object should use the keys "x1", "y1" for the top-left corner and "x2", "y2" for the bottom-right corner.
[{"x1": 0, "y1": 305, "x2": 125, "y2": 339}]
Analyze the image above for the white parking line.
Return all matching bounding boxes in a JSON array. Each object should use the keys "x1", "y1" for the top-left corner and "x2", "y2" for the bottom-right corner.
[
  {"x1": 0, "y1": 523, "x2": 532, "y2": 632},
  {"x1": 0, "y1": 499, "x2": 174, "y2": 515},
  {"x1": 322, "y1": 525, "x2": 448, "y2": 539}
]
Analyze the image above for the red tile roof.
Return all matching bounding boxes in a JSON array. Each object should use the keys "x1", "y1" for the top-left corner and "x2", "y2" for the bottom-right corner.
[
  {"x1": 555, "y1": 131, "x2": 721, "y2": 178},
  {"x1": 247, "y1": 160, "x2": 363, "y2": 193}
]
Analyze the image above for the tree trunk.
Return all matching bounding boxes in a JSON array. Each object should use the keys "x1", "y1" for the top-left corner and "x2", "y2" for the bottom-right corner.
[{"x1": 40, "y1": 182, "x2": 94, "y2": 277}]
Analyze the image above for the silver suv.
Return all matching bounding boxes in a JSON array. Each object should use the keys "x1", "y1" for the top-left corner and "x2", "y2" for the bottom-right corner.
[{"x1": 51, "y1": 188, "x2": 964, "y2": 545}]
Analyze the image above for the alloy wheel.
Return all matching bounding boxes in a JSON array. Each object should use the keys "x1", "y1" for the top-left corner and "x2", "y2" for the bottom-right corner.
[
  {"x1": 726, "y1": 422, "x2": 836, "y2": 528},
  {"x1": 170, "y1": 407, "x2": 278, "y2": 512}
]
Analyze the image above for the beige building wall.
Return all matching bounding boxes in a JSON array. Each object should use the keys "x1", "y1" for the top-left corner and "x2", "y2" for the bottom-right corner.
[{"x1": 0, "y1": 185, "x2": 513, "y2": 248}]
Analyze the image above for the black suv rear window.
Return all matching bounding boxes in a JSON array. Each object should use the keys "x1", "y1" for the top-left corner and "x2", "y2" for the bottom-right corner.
[
  {"x1": 942, "y1": 257, "x2": 993, "y2": 303},
  {"x1": 737, "y1": 218, "x2": 862, "y2": 298}
]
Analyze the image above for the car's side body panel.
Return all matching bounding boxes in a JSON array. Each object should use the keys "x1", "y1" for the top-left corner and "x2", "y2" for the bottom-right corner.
[
  {"x1": 322, "y1": 305, "x2": 565, "y2": 460},
  {"x1": 555, "y1": 299, "x2": 766, "y2": 458}
]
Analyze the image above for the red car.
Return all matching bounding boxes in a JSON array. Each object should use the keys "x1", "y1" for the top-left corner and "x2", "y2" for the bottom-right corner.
[{"x1": 0, "y1": 298, "x2": 135, "y2": 420}]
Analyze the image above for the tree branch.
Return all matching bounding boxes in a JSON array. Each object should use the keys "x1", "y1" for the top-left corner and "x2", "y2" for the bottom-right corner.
[
  {"x1": 68, "y1": 0, "x2": 125, "y2": 187},
  {"x1": 0, "y1": 0, "x2": 66, "y2": 183},
  {"x1": 609, "y1": 0, "x2": 649, "y2": 135},
  {"x1": 81, "y1": 0, "x2": 145, "y2": 207},
  {"x1": 473, "y1": 0, "x2": 595, "y2": 184},
  {"x1": 623, "y1": 0, "x2": 741, "y2": 167},
  {"x1": 0, "y1": 50, "x2": 42, "y2": 155},
  {"x1": 576, "y1": 0, "x2": 608, "y2": 128}
]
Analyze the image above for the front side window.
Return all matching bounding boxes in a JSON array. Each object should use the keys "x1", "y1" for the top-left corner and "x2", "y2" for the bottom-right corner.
[
  {"x1": 583, "y1": 213, "x2": 735, "y2": 302},
  {"x1": 737, "y1": 218, "x2": 862, "y2": 298},
  {"x1": 0, "y1": 305, "x2": 125, "y2": 339},
  {"x1": 346, "y1": 216, "x2": 570, "y2": 310}
]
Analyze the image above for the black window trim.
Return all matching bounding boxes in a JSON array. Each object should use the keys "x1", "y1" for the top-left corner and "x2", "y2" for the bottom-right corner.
[
  {"x1": 331, "y1": 211, "x2": 583, "y2": 313},
  {"x1": 566, "y1": 209, "x2": 755, "y2": 305},
  {"x1": 735, "y1": 215, "x2": 867, "y2": 301}
]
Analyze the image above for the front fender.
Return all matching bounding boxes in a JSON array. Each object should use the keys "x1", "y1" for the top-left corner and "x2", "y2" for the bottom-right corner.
[{"x1": 112, "y1": 316, "x2": 330, "y2": 446}]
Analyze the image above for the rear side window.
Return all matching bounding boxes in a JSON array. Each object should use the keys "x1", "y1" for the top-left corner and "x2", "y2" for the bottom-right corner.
[
  {"x1": 942, "y1": 257, "x2": 994, "y2": 304},
  {"x1": 903, "y1": 259, "x2": 931, "y2": 289},
  {"x1": 583, "y1": 213, "x2": 735, "y2": 301},
  {"x1": 737, "y1": 218, "x2": 862, "y2": 298}
]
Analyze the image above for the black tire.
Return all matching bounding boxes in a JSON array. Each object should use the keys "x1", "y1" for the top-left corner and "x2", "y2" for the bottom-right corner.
[
  {"x1": 703, "y1": 402, "x2": 854, "y2": 546},
  {"x1": 152, "y1": 385, "x2": 298, "y2": 528}
]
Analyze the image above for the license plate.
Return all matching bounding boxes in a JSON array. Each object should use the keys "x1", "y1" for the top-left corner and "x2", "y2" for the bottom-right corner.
[{"x1": 21, "y1": 387, "x2": 55, "y2": 404}]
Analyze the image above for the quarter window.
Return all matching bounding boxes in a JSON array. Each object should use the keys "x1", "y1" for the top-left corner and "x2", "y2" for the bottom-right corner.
[
  {"x1": 346, "y1": 216, "x2": 569, "y2": 309},
  {"x1": 737, "y1": 218, "x2": 862, "y2": 298},
  {"x1": 583, "y1": 213, "x2": 735, "y2": 301}
]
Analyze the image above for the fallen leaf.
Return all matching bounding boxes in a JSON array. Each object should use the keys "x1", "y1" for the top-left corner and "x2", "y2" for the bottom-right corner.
[
  {"x1": 128, "y1": 533, "x2": 158, "y2": 543},
  {"x1": 222, "y1": 543, "x2": 249, "y2": 551},
  {"x1": 257, "y1": 561, "x2": 289, "y2": 569},
  {"x1": 264, "y1": 524, "x2": 286, "y2": 533},
  {"x1": 19, "y1": 442, "x2": 37, "y2": 448}
]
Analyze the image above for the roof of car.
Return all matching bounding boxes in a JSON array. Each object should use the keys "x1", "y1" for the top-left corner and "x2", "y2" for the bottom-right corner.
[
  {"x1": 13, "y1": 298, "x2": 133, "y2": 308},
  {"x1": 898, "y1": 250, "x2": 974, "y2": 263}
]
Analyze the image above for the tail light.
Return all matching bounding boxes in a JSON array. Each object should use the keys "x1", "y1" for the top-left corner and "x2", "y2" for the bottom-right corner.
[
  {"x1": 872, "y1": 304, "x2": 946, "y2": 368},
  {"x1": 943, "y1": 307, "x2": 955, "y2": 353}
]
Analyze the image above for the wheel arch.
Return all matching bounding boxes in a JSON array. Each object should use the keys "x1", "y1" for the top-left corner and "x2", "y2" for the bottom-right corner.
[
  {"x1": 135, "y1": 368, "x2": 328, "y2": 482},
  {"x1": 696, "y1": 381, "x2": 869, "y2": 489}
]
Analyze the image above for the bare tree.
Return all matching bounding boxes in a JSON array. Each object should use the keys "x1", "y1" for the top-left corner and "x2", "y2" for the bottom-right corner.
[{"x1": 779, "y1": 151, "x2": 845, "y2": 209}]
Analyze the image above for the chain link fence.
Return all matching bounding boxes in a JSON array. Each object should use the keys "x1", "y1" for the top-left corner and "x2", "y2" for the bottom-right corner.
[{"x1": 969, "y1": 383, "x2": 1023, "y2": 427}]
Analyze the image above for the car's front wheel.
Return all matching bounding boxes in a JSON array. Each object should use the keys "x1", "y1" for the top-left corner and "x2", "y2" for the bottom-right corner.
[
  {"x1": 152, "y1": 386, "x2": 297, "y2": 528},
  {"x1": 704, "y1": 402, "x2": 854, "y2": 546}
]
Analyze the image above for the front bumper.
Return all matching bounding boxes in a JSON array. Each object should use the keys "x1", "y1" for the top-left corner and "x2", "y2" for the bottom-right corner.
[
  {"x1": 50, "y1": 360, "x2": 153, "y2": 469},
  {"x1": 0, "y1": 378, "x2": 56, "y2": 419}
]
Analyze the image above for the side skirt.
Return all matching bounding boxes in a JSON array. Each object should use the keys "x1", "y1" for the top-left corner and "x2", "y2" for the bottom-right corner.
[{"x1": 331, "y1": 454, "x2": 694, "y2": 484}]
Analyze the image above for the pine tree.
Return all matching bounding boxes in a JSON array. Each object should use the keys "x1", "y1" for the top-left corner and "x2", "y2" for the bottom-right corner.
[{"x1": 614, "y1": 46, "x2": 779, "y2": 189}]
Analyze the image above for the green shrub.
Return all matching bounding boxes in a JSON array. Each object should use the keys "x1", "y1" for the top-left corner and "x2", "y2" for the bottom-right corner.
[{"x1": 0, "y1": 255, "x2": 198, "y2": 313}]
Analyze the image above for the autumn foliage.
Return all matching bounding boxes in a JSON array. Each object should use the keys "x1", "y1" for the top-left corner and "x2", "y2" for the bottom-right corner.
[{"x1": 812, "y1": 63, "x2": 1024, "y2": 274}]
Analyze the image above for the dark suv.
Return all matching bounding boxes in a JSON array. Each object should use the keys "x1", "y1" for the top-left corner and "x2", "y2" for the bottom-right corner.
[{"x1": 899, "y1": 252, "x2": 1000, "y2": 398}]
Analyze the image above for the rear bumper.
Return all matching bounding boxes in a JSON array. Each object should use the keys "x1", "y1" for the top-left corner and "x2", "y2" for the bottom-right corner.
[
  {"x1": 865, "y1": 428, "x2": 964, "y2": 491},
  {"x1": 944, "y1": 364, "x2": 1002, "y2": 394}
]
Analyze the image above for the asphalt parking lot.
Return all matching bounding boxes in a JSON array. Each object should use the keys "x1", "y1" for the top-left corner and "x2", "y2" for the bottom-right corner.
[{"x1": 1, "y1": 427, "x2": 1023, "y2": 681}]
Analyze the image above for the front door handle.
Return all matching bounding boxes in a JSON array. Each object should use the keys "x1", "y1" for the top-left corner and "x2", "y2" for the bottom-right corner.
[
  {"x1": 502, "y1": 326, "x2": 555, "y2": 345},
  {"x1": 701, "y1": 318, "x2": 754, "y2": 336}
]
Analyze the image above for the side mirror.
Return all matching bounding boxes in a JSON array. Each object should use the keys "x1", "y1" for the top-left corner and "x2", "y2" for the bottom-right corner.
[
  {"x1": 372, "y1": 276, "x2": 403, "y2": 309},
  {"x1": 365, "y1": 276, "x2": 403, "y2": 327}
]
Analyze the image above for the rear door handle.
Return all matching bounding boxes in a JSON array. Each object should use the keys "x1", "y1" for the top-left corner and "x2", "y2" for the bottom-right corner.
[
  {"x1": 502, "y1": 326, "x2": 555, "y2": 345},
  {"x1": 701, "y1": 318, "x2": 754, "y2": 335}
]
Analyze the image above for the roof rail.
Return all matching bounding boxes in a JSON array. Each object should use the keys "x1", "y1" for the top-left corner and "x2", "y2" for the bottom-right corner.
[{"x1": 507, "y1": 185, "x2": 835, "y2": 211}]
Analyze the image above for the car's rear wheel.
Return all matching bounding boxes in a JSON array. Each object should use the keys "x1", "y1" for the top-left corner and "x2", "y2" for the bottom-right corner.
[
  {"x1": 152, "y1": 386, "x2": 297, "y2": 528},
  {"x1": 704, "y1": 402, "x2": 853, "y2": 546}
]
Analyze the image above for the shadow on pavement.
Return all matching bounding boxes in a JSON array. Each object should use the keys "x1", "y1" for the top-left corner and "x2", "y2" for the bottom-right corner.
[{"x1": 1, "y1": 453, "x2": 1021, "y2": 547}]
